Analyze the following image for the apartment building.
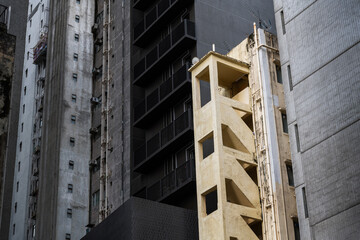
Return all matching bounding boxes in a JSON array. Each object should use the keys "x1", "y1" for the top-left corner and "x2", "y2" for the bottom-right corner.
[
  {"x1": 0, "y1": 2, "x2": 28, "y2": 239},
  {"x1": 273, "y1": 0, "x2": 360, "y2": 239},
  {"x1": 34, "y1": 0, "x2": 94, "y2": 239},
  {"x1": 8, "y1": 1, "x2": 49, "y2": 239}
]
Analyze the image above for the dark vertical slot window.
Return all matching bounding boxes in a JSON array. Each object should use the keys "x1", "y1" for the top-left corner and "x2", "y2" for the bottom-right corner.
[
  {"x1": 295, "y1": 124, "x2": 300, "y2": 152},
  {"x1": 280, "y1": 11, "x2": 286, "y2": 34},
  {"x1": 287, "y1": 65, "x2": 293, "y2": 91},
  {"x1": 286, "y1": 164, "x2": 294, "y2": 186},
  {"x1": 276, "y1": 65, "x2": 282, "y2": 83},
  {"x1": 293, "y1": 219, "x2": 300, "y2": 240},
  {"x1": 282, "y1": 113, "x2": 288, "y2": 133},
  {"x1": 302, "y1": 187, "x2": 309, "y2": 218}
]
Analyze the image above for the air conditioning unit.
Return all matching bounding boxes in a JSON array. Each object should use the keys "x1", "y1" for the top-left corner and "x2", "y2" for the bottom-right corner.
[
  {"x1": 92, "y1": 23, "x2": 99, "y2": 33},
  {"x1": 90, "y1": 97, "x2": 99, "y2": 103}
]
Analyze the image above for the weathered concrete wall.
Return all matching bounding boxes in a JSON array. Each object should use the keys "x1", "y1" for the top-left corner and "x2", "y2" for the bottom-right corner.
[
  {"x1": 273, "y1": 0, "x2": 360, "y2": 238},
  {"x1": 0, "y1": 23, "x2": 16, "y2": 240},
  {"x1": 0, "y1": 1, "x2": 28, "y2": 239}
]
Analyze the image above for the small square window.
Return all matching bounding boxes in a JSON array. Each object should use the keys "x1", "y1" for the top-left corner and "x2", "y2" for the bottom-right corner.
[
  {"x1": 69, "y1": 160, "x2": 74, "y2": 170},
  {"x1": 76, "y1": 0, "x2": 80, "y2": 4},
  {"x1": 73, "y1": 53, "x2": 78, "y2": 61},
  {"x1": 67, "y1": 208, "x2": 72, "y2": 218},
  {"x1": 14, "y1": 202, "x2": 17, "y2": 213},
  {"x1": 74, "y1": 33, "x2": 79, "y2": 42},
  {"x1": 72, "y1": 73, "x2": 78, "y2": 81},
  {"x1": 75, "y1": 15, "x2": 80, "y2": 23},
  {"x1": 71, "y1": 115, "x2": 76, "y2": 124},
  {"x1": 25, "y1": 69, "x2": 28, "y2": 77},
  {"x1": 66, "y1": 233, "x2": 71, "y2": 240},
  {"x1": 68, "y1": 184, "x2": 73, "y2": 193},
  {"x1": 71, "y1": 94, "x2": 77, "y2": 103},
  {"x1": 70, "y1": 137, "x2": 75, "y2": 147}
]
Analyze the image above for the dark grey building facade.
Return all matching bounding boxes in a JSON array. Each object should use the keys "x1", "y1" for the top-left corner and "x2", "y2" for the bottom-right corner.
[{"x1": 273, "y1": 0, "x2": 360, "y2": 239}]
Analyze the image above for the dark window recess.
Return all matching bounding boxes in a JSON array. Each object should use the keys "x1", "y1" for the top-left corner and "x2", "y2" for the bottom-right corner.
[
  {"x1": 204, "y1": 187, "x2": 218, "y2": 215},
  {"x1": 200, "y1": 79, "x2": 211, "y2": 107},
  {"x1": 72, "y1": 73, "x2": 78, "y2": 81},
  {"x1": 282, "y1": 112, "x2": 288, "y2": 133},
  {"x1": 202, "y1": 135, "x2": 214, "y2": 159},
  {"x1": 68, "y1": 184, "x2": 73, "y2": 193},
  {"x1": 287, "y1": 65, "x2": 293, "y2": 91},
  {"x1": 69, "y1": 160, "x2": 74, "y2": 170},
  {"x1": 280, "y1": 11, "x2": 286, "y2": 34},
  {"x1": 293, "y1": 219, "x2": 300, "y2": 240},
  {"x1": 67, "y1": 208, "x2": 72, "y2": 218},
  {"x1": 70, "y1": 137, "x2": 75, "y2": 147},
  {"x1": 294, "y1": 124, "x2": 300, "y2": 152},
  {"x1": 66, "y1": 233, "x2": 71, "y2": 240},
  {"x1": 276, "y1": 65, "x2": 282, "y2": 83},
  {"x1": 286, "y1": 164, "x2": 294, "y2": 187},
  {"x1": 302, "y1": 187, "x2": 309, "y2": 218}
]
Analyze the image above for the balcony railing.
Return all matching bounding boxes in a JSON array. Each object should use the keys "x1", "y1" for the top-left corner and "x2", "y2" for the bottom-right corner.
[
  {"x1": 133, "y1": 0, "x2": 192, "y2": 46},
  {"x1": 134, "y1": 63, "x2": 191, "y2": 127},
  {"x1": 0, "y1": 4, "x2": 9, "y2": 26},
  {"x1": 134, "y1": 109, "x2": 193, "y2": 172},
  {"x1": 133, "y1": 19, "x2": 196, "y2": 86},
  {"x1": 133, "y1": 0, "x2": 154, "y2": 11},
  {"x1": 33, "y1": 34, "x2": 48, "y2": 64},
  {"x1": 146, "y1": 158, "x2": 195, "y2": 201}
]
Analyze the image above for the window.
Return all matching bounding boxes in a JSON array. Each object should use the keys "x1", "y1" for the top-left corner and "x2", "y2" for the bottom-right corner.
[
  {"x1": 74, "y1": 33, "x2": 79, "y2": 42},
  {"x1": 28, "y1": 35, "x2": 31, "y2": 43},
  {"x1": 66, "y1": 233, "x2": 71, "y2": 240},
  {"x1": 30, "y1": 19, "x2": 32, "y2": 27},
  {"x1": 92, "y1": 157, "x2": 100, "y2": 172},
  {"x1": 287, "y1": 65, "x2": 293, "y2": 91},
  {"x1": 281, "y1": 112, "x2": 288, "y2": 133},
  {"x1": 294, "y1": 124, "x2": 300, "y2": 152},
  {"x1": 71, "y1": 94, "x2": 77, "y2": 103},
  {"x1": 66, "y1": 208, "x2": 72, "y2": 218},
  {"x1": 30, "y1": 4, "x2": 32, "y2": 12},
  {"x1": 280, "y1": 11, "x2": 286, "y2": 34},
  {"x1": 41, "y1": 19, "x2": 43, "y2": 28},
  {"x1": 13, "y1": 224, "x2": 15, "y2": 235},
  {"x1": 70, "y1": 137, "x2": 75, "y2": 147},
  {"x1": 27, "y1": 51, "x2": 30, "y2": 60},
  {"x1": 203, "y1": 186, "x2": 218, "y2": 215},
  {"x1": 19, "y1": 142, "x2": 22, "y2": 152},
  {"x1": 72, "y1": 73, "x2": 78, "y2": 81},
  {"x1": 92, "y1": 191, "x2": 100, "y2": 207},
  {"x1": 69, "y1": 160, "x2": 74, "y2": 170},
  {"x1": 18, "y1": 162, "x2": 21, "y2": 172},
  {"x1": 302, "y1": 187, "x2": 309, "y2": 218},
  {"x1": 71, "y1": 115, "x2": 76, "y2": 124},
  {"x1": 68, "y1": 184, "x2": 73, "y2": 193},
  {"x1": 14, "y1": 202, "x2": 17, "y2": 213},
  {"x1": 75, "y1": 15, "x2": 80, "y2": 23},
  {"x1": 25, "y1": 69, "x2": 28, "y2": 77},
  {"x1": 21, "y1": 123, "x2": 23, "y2": 132},
  {"x1": 73, "y1": 53, "x2": 78, "y2": 61},
  {"x1": 276, "y1": 65, "x2": 282, "y2": 83},
  {"x1": 24, "y1": 86, "x2": 27, "y2": 95},
  {"x1": 23, "y1": 104, "x2": 25, "y2": 113},
  {"x1": 293, "y1": 219, "x2": 300, "y2": 240},
  {"x1": 42, "y1": 4, "x2": 44, "y2": 12},
  {"x1": 76, "y1": 0, "x2": 80, "y2": 4},
  {"x1": 286, "y1": 163, "x2": 294, "y2": 186},
  {"x1": 16, "y1": 182, "x2": 19, "y2": 192}
]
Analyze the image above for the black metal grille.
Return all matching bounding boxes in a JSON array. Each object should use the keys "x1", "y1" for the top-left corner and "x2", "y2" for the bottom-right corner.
[
  {"x1": 134, "y1": 58, "x2": 146, "y2": 79},
  {"x1": 161, "y1": 122, "x2": 174, "y2": 145},
  {"x1": 157, "y1": 0, "x2": 170, "y2": 16},
  {"x1": 134, "y1": 144, "x2": 146, "y2": 167},
  {"x1": 146, "y1": 89, "x2": 159, "y2": 111},
  {"x1": 134, "y1": 19, "x2": 144, "y2": 40},
  {"x1": 147, "y1": 181, "x2": 161, "y2": 201},
  {"x1": 145, "y1": 7, "x2": 157, "y2": 28},
  {"x1": 171, "y1": 21, "x2": 185, "y2": 44},
  {"x1": 159, "y1": 34, "x2": 171, "y2": 57},
  {"x1": 161, "y1": 171, "x2": 176, "y2": 196},
  {"x1": 134, "y1": 99, "x2": 146, "y2": 121},
  {"x1": 159, "y1": 77, "x2": 172, "y2": 100},
  {"x1": 146, "y1": 46, "x2": 158, "y2": 68},
  {"x1": 147, "y1": 133, "x2": 160, "y2": 157},
  {"x1": 175, "y1": 109, "x2": 189, "y2": 135}
]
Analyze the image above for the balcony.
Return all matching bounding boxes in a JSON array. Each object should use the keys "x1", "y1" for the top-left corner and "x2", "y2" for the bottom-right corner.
[
  {"x1": 133, "y1": 0, "x2": 155, "y2": 11},
  {"x1": 133, "y1": 0, "x2": 192, "y2": 47},
  {"x1": 134, "y1": 109, "x2": 193, "y2": 173},
  {"x1": 134, "y1": 63, "x2": 191, "y2": 128},
  {"x1": 33, "y1": 34, "x2": 47, "y2": 64},
  {"x1": 133, "y1": 19, "x2": 196, "y2": 86},
  {"x1": 145, "y1": 158, "x2": 195, "y2": 202}
]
